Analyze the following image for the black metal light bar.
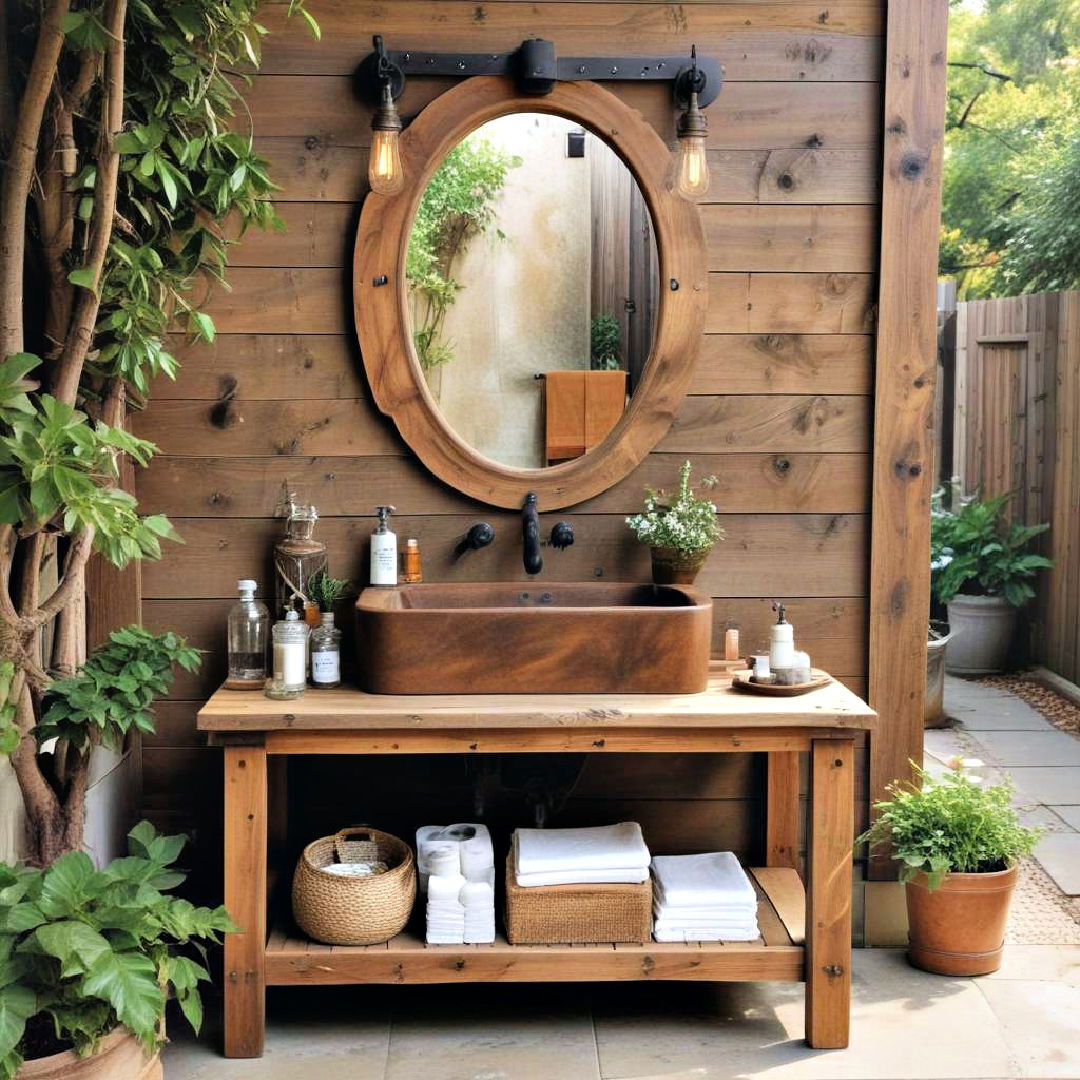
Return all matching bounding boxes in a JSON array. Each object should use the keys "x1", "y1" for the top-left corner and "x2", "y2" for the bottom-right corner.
[{"x1": 356, "y1": 36, "x2": 723, "y2": 109}]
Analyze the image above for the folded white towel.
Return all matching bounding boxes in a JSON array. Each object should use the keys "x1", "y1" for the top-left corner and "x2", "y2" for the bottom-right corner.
[
  {"x1": 652, "y1": 903, "x2": 757, "y2": 921},
  {"x1": 655, "y1": 915, "x2": 759, "y2": 931},
  {"x1": 514, "y1": 866, "x2": 651, "y2": 888},
  {"x1": 654, "y1": 925, "x2": 760, "y2": 943},
  {"x1": 515, "y1": 823, "x2": 650, "y2": 877},
  {"x1": 651, "y1": 852, "x2": 756, "y2": 908}
]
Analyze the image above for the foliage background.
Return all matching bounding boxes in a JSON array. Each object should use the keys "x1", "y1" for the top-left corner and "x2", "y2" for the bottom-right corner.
[{"x1": 942, "y1": 0, "x2": 1080, "y2": 296}]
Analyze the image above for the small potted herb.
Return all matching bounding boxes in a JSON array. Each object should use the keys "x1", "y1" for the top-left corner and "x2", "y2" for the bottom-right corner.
[
  {"x1": 932, "y1": 490, "x2": 1052, "y2": 673},
  {"x1": 859, "y1": 764, "x2": 1040, "y2": 976},
  {"x1": 626, "y1": 460, "x2": 723, "y2": 585}
]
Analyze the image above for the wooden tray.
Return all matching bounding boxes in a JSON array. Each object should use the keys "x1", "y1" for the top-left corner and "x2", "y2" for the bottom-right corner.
[{"x1": 731, "y1": 670, "x2": 832, "y2": 696}]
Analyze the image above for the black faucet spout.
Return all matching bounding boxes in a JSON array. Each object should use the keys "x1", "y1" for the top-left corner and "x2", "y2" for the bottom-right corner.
[{"x1": 522, "y1": 492, "x2": 542, "y2": 575}]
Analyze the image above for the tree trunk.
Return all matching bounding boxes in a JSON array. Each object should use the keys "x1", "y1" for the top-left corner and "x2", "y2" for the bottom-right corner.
[{"x1": 0, "y1": 0, "x2": 70, "y2": 360}]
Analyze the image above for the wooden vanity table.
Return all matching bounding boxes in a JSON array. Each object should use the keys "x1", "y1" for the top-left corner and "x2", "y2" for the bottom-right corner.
[{"x1": 199, "y1": 673, "x2": 875, "y2": 1058}]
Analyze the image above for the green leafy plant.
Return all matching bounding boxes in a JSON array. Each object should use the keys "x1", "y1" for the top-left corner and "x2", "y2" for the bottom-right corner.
[
  {"x1": 0, "y1": 0, "x2": 316, "y2": 866},
  {"x1": 931, "y1": 490, "x2": 1053, "y2": 606},
  {"x1": 590, "y1": 314, "x2": 621, "y2": 371},
  {"x1": 626, "y1": 460, "x2": 724, "y2": 556},
  {"x1": 0, "y1": 822, "x2": 235, "y2": 1076},
  {"x1": 858, "y1": 764, "x2": 1040, "y2": 889},
  {"x1": 35, "y1": 627, "x2": 200, "y2": 753},
  {"x1": 405, "y1": 137, "x2": 521, "y2": 369},
  {"x1": 307, "y1": 571, "x2": 353, "y2": 613}
]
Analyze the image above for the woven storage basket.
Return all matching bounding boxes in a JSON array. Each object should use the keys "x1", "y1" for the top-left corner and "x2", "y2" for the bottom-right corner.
[
  {"x1": 504, "y1": 851, "x2": 652, "y2": 944},
  {"x1": 292, "y1": 825, "x2": 416, "y2": 945}
]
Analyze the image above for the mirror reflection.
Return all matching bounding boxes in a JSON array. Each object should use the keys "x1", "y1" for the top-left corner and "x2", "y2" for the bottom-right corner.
[{"x1": 406, "y1": 112, "x2": 659, "y2": 469}]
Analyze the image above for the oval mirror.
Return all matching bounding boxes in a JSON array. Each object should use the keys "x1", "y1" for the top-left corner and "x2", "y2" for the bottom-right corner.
[
  {"x1": 407, "y1": 112, "x2": 658, "y2": 470},
  {"x1": 356, "y1": 78, "x2": 708, "y2": 509}
]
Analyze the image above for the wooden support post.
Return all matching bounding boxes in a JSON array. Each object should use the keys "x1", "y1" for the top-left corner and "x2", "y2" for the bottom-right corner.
[
  {"x1": 766, "y1": 751, "x2": 800, "y2": 871},
  {"x1": 805, "y1": 738, "x2": 854, "y2": 1049},
  {"x1": 868, "y1": 0, "x2": 949, "y2": 877},
  {"x1": 224, "y1": 743, "x2": 268, "y2": 1058}
]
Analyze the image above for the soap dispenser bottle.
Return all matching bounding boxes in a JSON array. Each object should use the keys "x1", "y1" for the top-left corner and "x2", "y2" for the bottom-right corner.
[
  {"x1": 370, "y1": 505, "x2": 398, "y2": 586},
  {"x1": 768, "y1": 602, "x2": 795, "y2": 677}
]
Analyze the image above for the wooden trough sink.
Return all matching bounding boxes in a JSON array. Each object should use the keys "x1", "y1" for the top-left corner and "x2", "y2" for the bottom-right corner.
[{"x1": 356, "y1": 582, "x2": 712, "y2": 695}]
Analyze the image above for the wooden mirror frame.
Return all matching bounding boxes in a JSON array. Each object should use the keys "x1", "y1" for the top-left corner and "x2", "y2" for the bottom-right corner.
[{"x1": 354, "y1": 76, "x2": 708, "y2": 509}]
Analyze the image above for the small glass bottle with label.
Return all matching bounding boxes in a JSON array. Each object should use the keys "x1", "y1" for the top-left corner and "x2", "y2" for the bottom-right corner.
[
  {"x1": 309, "y1": 611, "x2": 342, "y2": 689},
  {"x1": 265, "y1": 609, "x2": 310, "y2": 700}
]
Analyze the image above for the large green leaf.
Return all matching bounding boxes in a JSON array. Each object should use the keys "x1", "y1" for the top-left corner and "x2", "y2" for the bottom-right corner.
[
  {"x1": 0, "y1": 985, "x2": 35, "y2": 1059},
  {"x1": 31, "y1": 920, "x2": 111, "y2": 978},
  {"x1": 81, "y1": 951, "x2": 164, "y2": 1042},
  {"x1": 38, "y1": 852, "x2": 95, "y2": 918}
]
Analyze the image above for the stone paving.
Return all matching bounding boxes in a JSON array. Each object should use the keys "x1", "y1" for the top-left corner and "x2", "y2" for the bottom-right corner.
[
  {"x1": 165, "y1": 676, "x2": 1080, "y2": 1079},
  {"x1": 937, "y1": 675, "x2": 1080, "y2": 899}
]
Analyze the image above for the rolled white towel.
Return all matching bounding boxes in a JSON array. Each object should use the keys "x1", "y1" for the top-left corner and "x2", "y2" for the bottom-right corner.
[
  {"x1": 515, "y1": 823, "x2": 650, "y2": 877},
  {"x1": 651, "y1": 852, "x2": 756, "y2": 909}
]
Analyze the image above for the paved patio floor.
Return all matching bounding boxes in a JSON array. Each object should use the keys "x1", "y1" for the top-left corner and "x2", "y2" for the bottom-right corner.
[{"x1": 165, "y1": 676, "x2": 1080, "y2": 1079}]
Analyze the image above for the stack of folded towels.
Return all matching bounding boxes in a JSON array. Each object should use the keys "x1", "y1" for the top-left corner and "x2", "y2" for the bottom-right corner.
[
  {"x1": 651, "y1": 851, "x2": 760, "y2": 942},
  {"x1": 416, "y1": 823, "x2": 496, "y2": 944},
  {"x1": 513, "y1": 822, "x2": 651, "y2": 886}
]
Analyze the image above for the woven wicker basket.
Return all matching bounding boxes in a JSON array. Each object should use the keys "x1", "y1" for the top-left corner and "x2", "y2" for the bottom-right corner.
[
  {"x1": 504, "y1": 851, "x2": 652, "y2": 944},
  {"x1": 292, "y1": 826, "x2": 416, "y2": 945}
]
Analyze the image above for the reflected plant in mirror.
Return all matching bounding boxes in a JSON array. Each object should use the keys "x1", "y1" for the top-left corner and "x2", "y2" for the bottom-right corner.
[{"x1": 405, "y1": 112, "x2": 659, "y2": 470}]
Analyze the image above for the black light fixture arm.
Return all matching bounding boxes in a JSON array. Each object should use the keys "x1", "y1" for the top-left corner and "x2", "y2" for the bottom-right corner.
[{"x1": 356, "y1": 36, "x2": 722, "y2": 108}]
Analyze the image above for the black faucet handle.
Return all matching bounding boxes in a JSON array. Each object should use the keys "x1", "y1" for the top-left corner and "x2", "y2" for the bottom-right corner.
[
  {"x1": 455, "y1": 522, "x2": 495, "y2": 557},
  {"x1": 550, "y1": 521, "x2": 574, "y2": 550}
]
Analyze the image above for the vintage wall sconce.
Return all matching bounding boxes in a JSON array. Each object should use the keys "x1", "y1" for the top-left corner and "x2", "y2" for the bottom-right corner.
[{"x1": 357, "y1": 35, "x2": 723, "y2": 200}]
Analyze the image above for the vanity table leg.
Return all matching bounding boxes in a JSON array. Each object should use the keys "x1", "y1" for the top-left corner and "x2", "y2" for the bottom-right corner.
[
  {"x1": 805, "y1": 738, "x2": 854, "y2": 1049},
  {"x1": 223, "y1": 743, "x2": 268, "y2": 1058},
  {"x1": 766, "y1": 751, "x2": 800, "y2": 870}
]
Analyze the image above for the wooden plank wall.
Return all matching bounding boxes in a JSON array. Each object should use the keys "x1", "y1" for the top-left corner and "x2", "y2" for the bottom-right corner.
[
  {"x1": 131, "y1": 0, "x2": 882, "y2": 890},
  {"x1": 952, "y1": 290, "x2": 1080, "y2": 683}
]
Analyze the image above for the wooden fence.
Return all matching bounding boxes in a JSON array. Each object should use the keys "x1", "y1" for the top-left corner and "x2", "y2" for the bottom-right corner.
[{"x1": 941, "y1": 288, "x2": 1080, "y2": 682}]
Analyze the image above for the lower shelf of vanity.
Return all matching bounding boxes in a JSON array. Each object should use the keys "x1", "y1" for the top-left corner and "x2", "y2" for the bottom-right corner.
[{"x1": 266, "y1": 866, "x2": 806, "y2": 986}]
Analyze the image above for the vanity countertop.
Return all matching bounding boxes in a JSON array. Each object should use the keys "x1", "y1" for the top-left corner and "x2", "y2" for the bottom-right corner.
[{"x1": 197, "y1": 671, "x2": 876, "y2": 733}]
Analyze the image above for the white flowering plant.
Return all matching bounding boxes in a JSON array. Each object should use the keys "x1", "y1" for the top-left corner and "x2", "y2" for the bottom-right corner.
[{"x1": 625, "y1": 460, "x2": 724, "y2": 556}]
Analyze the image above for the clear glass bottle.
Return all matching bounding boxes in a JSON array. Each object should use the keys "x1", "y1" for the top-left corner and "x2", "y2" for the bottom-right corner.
[
  {"x1": 274, "y1": 497, "x2": 327, "y2": 625},
  {"x1": 226, "y1": 579, "x2": 269, "y2": 690},
  {"x1": 310, "y1": 611, "x2": 342, "y2": 688},
  {"x1": 265, "y1": 609, "x2": 310, "y2": 700}
]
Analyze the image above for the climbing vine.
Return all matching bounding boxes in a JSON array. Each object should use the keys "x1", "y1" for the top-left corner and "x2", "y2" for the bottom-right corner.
[
  {"x1": 405, "y1": 136, "x2": 520, "y2": 369},
  {"x1": 0, "y1": 0, "x2": 315, "y2": 864}
]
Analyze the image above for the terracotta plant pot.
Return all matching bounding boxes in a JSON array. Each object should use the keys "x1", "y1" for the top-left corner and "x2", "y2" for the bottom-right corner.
[
  {"x1": 18, "y1": 1027, "x2": 161, "y2": 1080},
  {"x1": 905, "y1": 864, "x2": 1018, "y2": 976},
  {"x1": 650, "y1": 546, "x2": 709, "y2": 585}
]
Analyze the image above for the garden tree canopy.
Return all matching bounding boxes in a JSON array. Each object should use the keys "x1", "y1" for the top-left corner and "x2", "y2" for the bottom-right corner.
[
  {"x1": 0, "y1": 0, "x2": 314, "y2": 866},
  {"x1": 941, "y1": 0, "x2": 1080, "y2": 296}
]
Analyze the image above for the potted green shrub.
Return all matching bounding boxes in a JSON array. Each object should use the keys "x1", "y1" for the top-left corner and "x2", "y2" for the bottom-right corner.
[
  {"x1": 860, "y1": 765, "x2": 1039, "y2": 976},
  {"x1": 0, "y1": 823, "x2": 234, "y2": 1079},
  {"x1": 626, "y1": 460, "x2": 724, "y2": 585},
  {"x1": 931, "y1": 491, "x2": 1052, "y2": 673},
  {"x1": 0, "y1": 626, "x2": 233, "y2": 1077}
]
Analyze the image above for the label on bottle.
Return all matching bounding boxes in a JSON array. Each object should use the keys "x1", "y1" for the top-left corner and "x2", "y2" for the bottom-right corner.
[
  {"x1": 370, "y1": 533, "x2": 397, "y2": 585},
  {"x1": 312, "y1": 650, "x2": 341, "y2": 685},
  {"x1": 273, "y1": 641, "x2": 306, "y2": 689}
]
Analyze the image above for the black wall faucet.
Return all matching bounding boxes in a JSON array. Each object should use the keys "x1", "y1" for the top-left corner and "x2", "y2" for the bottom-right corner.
[{"x1": 522, "y1": 492, "x2": 543, "y2": 575}]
